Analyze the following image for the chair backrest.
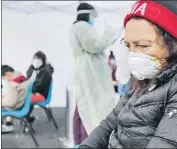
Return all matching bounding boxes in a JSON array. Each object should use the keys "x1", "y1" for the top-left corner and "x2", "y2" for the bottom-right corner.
[
  {"x1": 44, "y1": 80, "x2": 53, "y2": 105},
  {"x1": 20, "y1": 82, "x2": 33, "y2": 114},
  {"x1": 2, "y1": 82, "x2": 33, "y2": 118}
]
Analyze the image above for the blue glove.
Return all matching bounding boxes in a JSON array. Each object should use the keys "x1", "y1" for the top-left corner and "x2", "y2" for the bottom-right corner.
[{"x1": 118, "y1": 84, "x2": 127, "y2": 97}]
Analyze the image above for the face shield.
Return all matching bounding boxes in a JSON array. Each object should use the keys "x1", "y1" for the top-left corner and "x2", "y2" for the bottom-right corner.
[
  {"x1": 77, "y1": 9, "x2": 98, "y2": 18},
  {"x1": 90, "y1": 9, "x2": 98, "y2": 18}
]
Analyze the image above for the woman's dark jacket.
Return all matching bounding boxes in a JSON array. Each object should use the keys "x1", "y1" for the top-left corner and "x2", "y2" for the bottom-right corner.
[
  {"x1": 26, "y1": 64, "x2": 54, "y2": 98},
  {"x1": 80, "y1": 64, "x2": 177, "y2": 148}
]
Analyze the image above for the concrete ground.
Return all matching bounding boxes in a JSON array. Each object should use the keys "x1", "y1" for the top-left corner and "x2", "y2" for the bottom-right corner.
[{"x1": 2, "y1": 107, "x2": 67, "y2": 148}]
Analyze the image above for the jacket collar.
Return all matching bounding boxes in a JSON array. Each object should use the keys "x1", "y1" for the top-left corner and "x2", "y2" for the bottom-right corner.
[{"x1": 157, "y1": 63, "x2": 177, "y2": 85}]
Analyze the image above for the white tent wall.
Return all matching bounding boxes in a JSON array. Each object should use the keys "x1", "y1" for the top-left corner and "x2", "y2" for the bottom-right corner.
[{"x1": 2, "y1": 1, "x2": 134, "y2": 107}]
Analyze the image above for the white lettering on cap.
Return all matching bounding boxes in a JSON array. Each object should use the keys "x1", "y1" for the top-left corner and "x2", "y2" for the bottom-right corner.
[
  {"x1": 129, "y1": 3, "x2": 139, "y2": 14},
  {"x1": 128, "y1": 2, "x2": 147, "y2": 16},
  {"x1": 134, "y1": 3, "x2": 147, "y2": 15}
]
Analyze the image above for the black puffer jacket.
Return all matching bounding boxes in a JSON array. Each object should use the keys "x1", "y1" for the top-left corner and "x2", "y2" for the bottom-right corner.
[
  {"x1": 26, "y1": 64, "x2": 54, "y2": 98},
  {"x1": 80, "y1": 64, "x2": 177, "y2": 148}
]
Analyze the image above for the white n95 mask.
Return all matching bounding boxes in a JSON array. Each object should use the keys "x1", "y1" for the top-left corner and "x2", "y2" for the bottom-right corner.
[
  {"x1": 128, "y1": 52, "x2": 161, "y2": 80},
  {"x1": 32, "y1": 59, "x2": 43, "y2": 69}
]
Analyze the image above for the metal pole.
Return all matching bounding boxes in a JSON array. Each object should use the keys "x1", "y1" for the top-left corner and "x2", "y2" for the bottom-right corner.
[
  {"x1": 61, "y1": 85, "x2": 75, "y2": 147},
  {"x1": 65, "y1": 86, "x2": 74, "y2": 140},
  {"x1": 65, "y1": 87, "x2": 69, "y2": 138}
]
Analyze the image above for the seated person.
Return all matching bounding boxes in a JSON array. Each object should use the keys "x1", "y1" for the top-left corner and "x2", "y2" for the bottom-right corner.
[
  {"x1": 1, "y1": 65, "x2": 28, "y2": 133},
  {"x1": 108, "y1": 51, "x2": 118, "y2": 93},
  {"x1": 26, "y1": 51, "x2": 54, "y2": 121}
]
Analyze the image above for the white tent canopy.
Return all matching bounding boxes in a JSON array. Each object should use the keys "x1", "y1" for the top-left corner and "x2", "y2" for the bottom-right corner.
[
  {"x1": 2, "y1": 1, "x2": 135, "y2": 107},
  {"x1": 2, "y1": 1, "x2": 135, "y2": 14}
]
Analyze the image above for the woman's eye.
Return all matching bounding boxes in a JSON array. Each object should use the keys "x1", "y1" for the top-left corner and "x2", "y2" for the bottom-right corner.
[
  {"x1": 137, "y1": 45, "x2": 151, "y2": 48},
  {"x1": 125, "y1": 44, "x2": 130, "y2": 48}
]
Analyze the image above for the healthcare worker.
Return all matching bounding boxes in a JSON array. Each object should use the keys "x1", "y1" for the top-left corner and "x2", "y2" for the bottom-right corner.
[{"x1": 70, "y1": 2, "x2": 119, "y2": 145}]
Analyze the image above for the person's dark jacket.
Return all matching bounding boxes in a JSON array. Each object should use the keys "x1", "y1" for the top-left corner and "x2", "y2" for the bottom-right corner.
[
  {"x1": 108, "y1": 56, "x2": 117, "y2": 82},
  {"x1": 26, "y1": 64, "x2": 54, "y2": 98},
  {"x1": 80, "y1": 64, "x2": 177, "y2": 148}
]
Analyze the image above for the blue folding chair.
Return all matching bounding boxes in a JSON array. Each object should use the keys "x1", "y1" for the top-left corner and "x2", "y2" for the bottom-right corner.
[
  {"x1": 33, "y1": 80, "x2": 58, "y2": 130},
  {"x1": 2, "y1": 83, "x2": 39, "y2": 147}
]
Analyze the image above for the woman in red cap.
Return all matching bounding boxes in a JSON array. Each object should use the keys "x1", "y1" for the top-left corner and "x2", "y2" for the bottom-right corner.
[{"x1": 79, "y1": 1, "x2": 177, "y2": 148}]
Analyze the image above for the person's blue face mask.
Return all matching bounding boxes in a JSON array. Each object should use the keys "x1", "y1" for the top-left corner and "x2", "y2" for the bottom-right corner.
[{"x1": 88, "y1": 16, "x2": 95, "y2": 25}]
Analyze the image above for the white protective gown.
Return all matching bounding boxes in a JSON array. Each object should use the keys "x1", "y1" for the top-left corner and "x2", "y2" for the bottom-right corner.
[
  {"x1": 70, "y1": 21, "x2": 119, "y2": 134},
  {"x1": 113, "y1": 38, "x2": 131, "y2": 84}
]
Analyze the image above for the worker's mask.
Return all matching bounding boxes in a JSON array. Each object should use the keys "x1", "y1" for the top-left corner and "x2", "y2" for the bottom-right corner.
[
  {"x1": 32, "y1": 59, "x2": 43, "y2": 69},
  {"x1": 128, "y1": 52, "x2": 161, "y2": 80},
  {"x1": 88, "y1": 15, "x2": 95, "y2": 25}
]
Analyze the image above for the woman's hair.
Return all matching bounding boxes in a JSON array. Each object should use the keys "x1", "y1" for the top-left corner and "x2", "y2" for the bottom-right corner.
[
  {"x1": 127, "y1": 17, "x2": 177, "y2": 96},
  {"x1": 109, "y1": 51, "x2": 115, "y2": 59},
  {"x1": 110, "y1": 51, "x2": 113, "y2": 56},
  {"x1": 74, "y1": 3, "x2": 94, "y2": 24},
  {"x1": 156, "y1": 26, "x2": 177, "y2": 66},
  {"x1": 33, "y1": 51, "x2": 46, "y2": 65}
]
